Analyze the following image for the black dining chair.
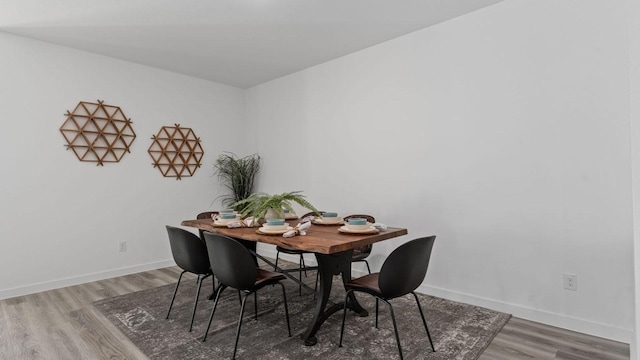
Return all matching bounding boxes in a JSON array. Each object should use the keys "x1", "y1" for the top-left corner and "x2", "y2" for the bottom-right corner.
[
  {"x1": 343, "y1": 214, "x2": 376, "y2": 274},
  {"x1": 273, "y1": 211, "x2": 323, "y2": 295},
  {"x1": 339, "y1": 235, "x2": 437, "y2": 360},
  {"x1": 165, "y1": 225, "x2": 213, "y2": 332},
  {"x1": 196, "y1": 211, "x2": 219, "y2": 239},
  {"x1": 202, "y1": 232, "x2": 291, "y2": 359}
]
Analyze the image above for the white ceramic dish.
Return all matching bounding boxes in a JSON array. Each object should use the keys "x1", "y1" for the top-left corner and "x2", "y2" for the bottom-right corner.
[
  {"x1": 262, "y1": 222, "x2": 290, "y2": 231},
  {"x1": 314, "y1": 217, "x2": 344, "y2": 225},
  {"x1": 345, "y1": 222, "x2": 373, "y2": 231},
  {"x1": 214, "y1": 218, "x2": 235, "y2": 226},
  {"x1": 338, "y1": 225, "x2": 379, "y2": 234},
  {"x1": 258, "y1": 226, "x2": 293, "y2": 235}
]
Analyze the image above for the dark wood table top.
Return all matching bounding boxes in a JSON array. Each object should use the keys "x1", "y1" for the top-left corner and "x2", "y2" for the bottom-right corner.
[{"x1": 180, "y1": 218, "x2": 408, "y2": 254}]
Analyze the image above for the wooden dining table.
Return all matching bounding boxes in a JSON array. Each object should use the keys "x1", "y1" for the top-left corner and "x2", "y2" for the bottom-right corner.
[{"x1": 181, "y1": 217, "x2": 408, "y2": 346}]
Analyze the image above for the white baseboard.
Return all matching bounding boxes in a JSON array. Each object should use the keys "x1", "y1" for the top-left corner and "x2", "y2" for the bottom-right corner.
[
  {"x1": 420, "y1": 284, "x2": 633, "y2": 344},
  {"x1": 0, "y1": 259, "x2": 176, "y2": 300}
]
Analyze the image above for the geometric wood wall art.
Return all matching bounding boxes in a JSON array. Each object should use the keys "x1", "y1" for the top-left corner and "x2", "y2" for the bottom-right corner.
[
  {"x1": 147, "y1": 124, "x2": 203, "y2": 180},
  {"x1": 59, "y1": 100, "x2": 136, "y2": 166}
]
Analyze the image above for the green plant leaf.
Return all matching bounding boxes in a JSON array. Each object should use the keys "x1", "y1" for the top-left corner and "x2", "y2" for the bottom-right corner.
[{"x1": 214, "y1": 152, "x2": 260, "y2": 209}]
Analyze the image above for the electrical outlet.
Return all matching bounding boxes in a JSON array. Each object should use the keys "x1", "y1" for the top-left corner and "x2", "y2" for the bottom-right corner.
[
  {"x1": 563, "y1": 273, "x2": 577, "y2": 291},
  {"x1": 118, "y1": 241, "x2": 127, "y2": 252}
]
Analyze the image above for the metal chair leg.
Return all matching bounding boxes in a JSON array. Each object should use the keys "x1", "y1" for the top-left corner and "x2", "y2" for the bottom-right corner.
[
  {"x1": 274, "y1": 251, "x2": 280, "y2": 271},
  {"x1": 166, "y1": 271, "x2": 186, "y2": 319},
  {"x1": 301, "y1": 255, "x2": 308, "y2": 277},
  {"x1": 375, "y1": 298, "x2": 379, "y2": 328},
  {"x1": 338, "y1": 289, "x2": 353, "y2": 347},
  {"x1": 232, "y1": 293, "x2": 250, "y2": 360},
  {"x1": 254, "y1": 291, "x2": 258, "y2": 320},
  {"x1": 383, "y1": 298, "x2": 404, "y2": 360},
  {"x1": 411, "y1": 292, "x2": 435, "y2": 352},
  {"x1": 278, "y1": 282, "x2": 292, "y2": 336},
  {"x1": 189, "y1": 275, "x2": 205, "y2": 332},
  {"x1": 298, "y1": 256, "x2": 303, "y2": 296},
  {"x1": 364, "y1": 260, "x2": 371, "y2": 274},
  {"x1": 202, "y1": 285, "x2": 226, "y2": 342}
]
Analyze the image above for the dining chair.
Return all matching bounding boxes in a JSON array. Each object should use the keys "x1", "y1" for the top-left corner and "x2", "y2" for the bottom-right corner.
[
  {"x1": 202, "y1": 232, "x2": 291, "y2": 359},
  {"x1": 273, "y1": 211, "x2": 323, "y2": 296},
  {"x1": 165, "y1": 225, "x2": 214, "y2": 332},
  {"x1": 196, "y1": 211, "x2": 219, "y2": 240},
  {"x1": 339, "y1": 235, "x2": 437, "y2": 360},
  {"x1": 343, "y1": 214, "x2": 376, "y2": 274}
]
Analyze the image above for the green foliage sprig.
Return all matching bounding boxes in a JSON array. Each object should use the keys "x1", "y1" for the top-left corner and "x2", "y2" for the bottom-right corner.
[{"x1": 231, "y1": 191, "x2": 319, "y2": 219}]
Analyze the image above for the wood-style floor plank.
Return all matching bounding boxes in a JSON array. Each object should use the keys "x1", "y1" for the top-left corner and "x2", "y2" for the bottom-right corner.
[
  {"x1": 0, "y1": 266, "x2": 631, "y2": 360},
  {"x1": 479, "y1": 317, "x2": 629, "y2": 360}
]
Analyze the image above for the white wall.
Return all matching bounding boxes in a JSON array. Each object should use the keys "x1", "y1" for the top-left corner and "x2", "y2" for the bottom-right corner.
[
  {"x1": 0, "y1": 32, "x2": 245, "y2": 298},
  {"x1": 629, "y1": 0, "x2": 640, "y2": 356},
  {"x1": 245, "y1": 0, "x2": 634, "y2": 342}
]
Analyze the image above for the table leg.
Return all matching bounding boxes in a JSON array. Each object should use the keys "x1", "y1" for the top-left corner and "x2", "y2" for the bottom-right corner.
[{"x1": 300, "y1": 250, "x2": 368, "y2": 346}]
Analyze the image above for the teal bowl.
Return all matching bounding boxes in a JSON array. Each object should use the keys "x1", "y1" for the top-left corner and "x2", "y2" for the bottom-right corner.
[
  {"x1": 266, "y1": 219, "x2": 285, "y2": 226},
  {"x1": 348, "y1": 218, "x2": 367, "y2": 226}
]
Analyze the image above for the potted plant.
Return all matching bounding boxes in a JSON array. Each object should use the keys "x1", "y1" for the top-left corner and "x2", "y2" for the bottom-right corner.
[
  {"x1": 231, "y1": 191, "x2": 320, "y2": 220},
  {"x1": 214, "y1": 152, "x2": 261, "y2": 210}
]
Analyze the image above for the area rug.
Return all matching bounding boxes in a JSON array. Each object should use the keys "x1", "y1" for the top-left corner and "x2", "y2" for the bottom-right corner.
[{"x1": 94, "y1": 273, "x2": 510, "y2": 360}]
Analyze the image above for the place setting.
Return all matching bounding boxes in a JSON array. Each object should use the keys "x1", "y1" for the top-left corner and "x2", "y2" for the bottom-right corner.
[
  {"x1": 339, "y1": 217, "x2": 380, "y2": 234},
  {"x1": 256, "y1": 218, "x2": 293, "y2": 235},
  {"x1": 211, "y1": 209, "x2": 259, "y2": 228},
  {"x1": 311, "y1": 212, "x2": 344, "y2": 225}
]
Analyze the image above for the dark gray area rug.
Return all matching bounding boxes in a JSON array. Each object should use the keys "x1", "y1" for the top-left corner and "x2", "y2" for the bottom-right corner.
[{"x1": 94, "y1": 273, "x2": 510, "y2": 360}]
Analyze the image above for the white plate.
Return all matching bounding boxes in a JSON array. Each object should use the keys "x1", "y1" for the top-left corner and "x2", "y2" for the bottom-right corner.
[
  {"x1": 258, "y1": 226, "x2": 293, "y2": 235},
  {"x1": 214, "y1": 219, "x2": 235, "y2": 226},
  {"x1": 338, "y1": 225, "x2": 379, "y2": 234},
  {"x1": 262, "y1": 223, "x2": 290, "y2": 231},
  {"x1": 313, "y1": 217, "x2": 344, "y2": 225},
  {"x1": 345, "y1": 222, "x2": 373, "y2": 231}
]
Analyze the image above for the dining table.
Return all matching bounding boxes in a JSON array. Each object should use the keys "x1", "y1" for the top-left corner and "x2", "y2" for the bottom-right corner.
[{"x1": 180, "y1": 217, "x2": 408, "y2": 346}]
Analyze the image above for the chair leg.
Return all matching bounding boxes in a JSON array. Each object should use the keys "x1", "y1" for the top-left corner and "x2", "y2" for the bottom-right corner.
[
  {"x1": 382, "y1": 298, "x2": 404, "y2": 360},
  {"x1": 254, "y1": 291, "x2": 258, "y2": 320},
  {"x1": 301, "y1": 255, "x2": 308, "y2": 277},
  {"x1": 189, "y1": 274, "x2": 205, "y2": 332},
  {"x1": 278, "y1": 282, "x2": 292, "y2": 337},
  {"x1": 274, "y1": 250, "x2": 280, "y2": 271},
  {"x1": 338, "y1": 289, "x2": 353, "y2": 347},
  {"x1": 298, "y1": 256, "x2": 303, "y2": 296},
  {"x1": 411, "y1": 292, "x2": 435, "y2": 352},
  {"x1": 375, "y1": 298, "x2": 379, "y2": 328},
  {"x1": 364, "y1": 260, "x2": 371, "y2": 274},
  {"x1": 166, "y1": 271, "x2": 186, "y2": 319},
  {"x1": 202, "y1": 285, "x2": 226, "y2": 342},
  {"x1": 232, "y1": 293, "x2": 250, "y2": 360}
]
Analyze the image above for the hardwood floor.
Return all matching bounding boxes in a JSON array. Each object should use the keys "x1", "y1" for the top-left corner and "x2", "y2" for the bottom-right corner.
[{"x1": 0, "y1": 265, "x2": 630, "y2": 360}]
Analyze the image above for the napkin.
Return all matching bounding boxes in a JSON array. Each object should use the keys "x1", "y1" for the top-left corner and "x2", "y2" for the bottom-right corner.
[
  {"x1": 283, "y1": 221, "x2": 312, "y2": 238},
  {"x1": 372, "y1": 222, "x2": 387, "y2": 230},
  {"x1": 227, "y1": 217, "x2": 258, "y2": 228}
]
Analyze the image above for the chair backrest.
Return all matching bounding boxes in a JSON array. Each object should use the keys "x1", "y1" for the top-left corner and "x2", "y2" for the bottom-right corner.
[
  {"x1": 300, "y1": 211, "x2": 324, "y2": 218},
  {"x1": 344, "y1": 214, "x2": 376, "y2": 254},
  {"x1": 197, "y1": 211, "x2": 219, "y2": 219},
  {"x1": 343, "y1": 214, "x2": 375, "y2": 223},
  {"x1": 378, "y1": 236, "x2": 436, "y2": 299},
  {"x1": 203, "y1": 232, "x2": 257, "y2": 290},
  {"x1": 165, "y1": 225, "x2": 211, "y2": 275}
]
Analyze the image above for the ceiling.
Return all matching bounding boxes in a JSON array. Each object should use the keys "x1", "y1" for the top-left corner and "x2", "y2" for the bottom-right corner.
[{"x1": 0, "y1": 0, "x2": 501, "y2": 88}]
